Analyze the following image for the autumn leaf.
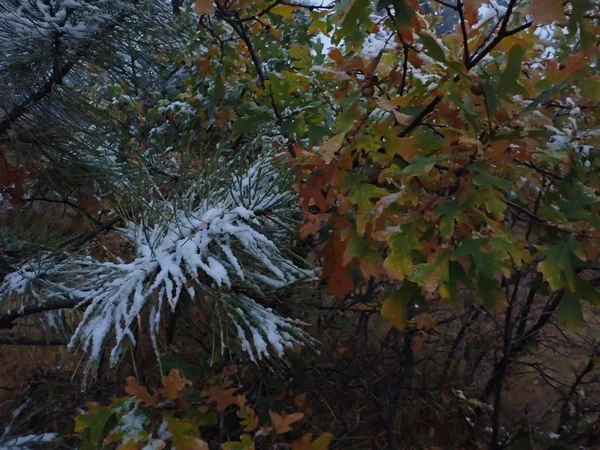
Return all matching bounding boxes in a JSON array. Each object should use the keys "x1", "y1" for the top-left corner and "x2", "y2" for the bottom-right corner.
[
  {"x1": 165, "y1": 416, "x2": 208, "y2": 450},
  {"x1": 269, "y1": 4, "x2": 296, "y2": 19},
  {"x1": 75, "y1": 402, "x2": 115, "y2": 445},
  {"x1": 236, "y1": 396, "x2": 259, "y2": 432},
  {"x1": 342, "y1": 231, "x2": 384, "y2": 279},
  {"x1": 291, "y1": 433, "x2": 333, "y2": 450},
  {"x1": 381, "y1": 290, "x2": 408, "y2": 329},
  {"x1": 160, "y1": 369, "x2": 191, "y2": 401},
  {"x1": 463, "y1": 0, "x2": 483, "y2": 24},
  {"x1": 320, "y1": 134, "x2": 344, "y2": 164},
  {"x1": 203, "y1": 380, "x2": 239, "y2": 412},
  {"x1": 221, "y1": 435, "x2": 255, "y2": 450},
  {"x1": 125, "y1": 376, "x2": 158, "y2": 407},
  {"x1": 193, "y1": 0, "x2": 215, "y2": 14},
  {"x1": 381, "y1": 281, "x2": 424, "y2": 329},
  {"x1": 528, "y1": 0, "x2": 566, "y2": 25},
  {"x1": 538, "y1": 238, "x2": 585, "y2": 292},
  {"x1": 328, "y1": 48, "x2": 344, "y2": 64},
  {"x1": 383, "y1": 228, "x2": 422, "y2": 280},
  {"x1": 319, "y1": 233, "x2": 356, "y2": 298},
  {"x1": 269, "y1": 410, "x2": 304, "y2": 434}
]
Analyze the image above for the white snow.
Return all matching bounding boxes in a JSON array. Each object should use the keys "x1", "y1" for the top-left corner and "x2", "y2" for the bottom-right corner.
[
  {"x1": 0, "y1": 434, "x2": 57, "y2": 450},
  {"x1": 473, "y1": 1, "x2": 508, "y2": 29},
  {"x1": 0, "y1": 156, "x2": 317, "y2": 372}
]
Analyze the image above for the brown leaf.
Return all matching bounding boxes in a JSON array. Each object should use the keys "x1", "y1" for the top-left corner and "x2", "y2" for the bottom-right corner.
[
  {"x1": 320, "y1": 134, "x2": 344, "y2": 164},
  {"x1": 528, "y1": 0, "x2": 565, "y2": 25},
  {"x1": 269, "y1": 410, "x2": 304, "y2": 434},
  {"x1": 193, "y1": 0, "x2": 215, "y2": 14},
  {"x1": 291, "y1": 433, "x2": 333, "y2": 450},
  {"x1": 124, "y1": 376, "x2": 158, "y2": 407},
  {"x1": 328, "y1": 48, "x2": 343, "y2": 64},
  {"x1": 318, "y1": 233, "x2": 355, "y2": 299},
  {"x1": 204, "y1": 380, "x2": 239, "y2": 412},
  {"x1": 463, "y1": 0, "x2": 483, "y2": 25},
  {"x1": 160, "y1": 369, "x2": 191, "y2": 401}
]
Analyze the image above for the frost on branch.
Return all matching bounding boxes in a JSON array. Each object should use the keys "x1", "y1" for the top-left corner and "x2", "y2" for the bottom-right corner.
[{"x1": 0, "y1": 156, "x2": 317, "y2": 373}]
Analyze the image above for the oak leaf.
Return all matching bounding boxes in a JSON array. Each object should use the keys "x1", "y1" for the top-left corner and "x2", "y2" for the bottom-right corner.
[
  {"x1": 269, "y1": 410, "x2": 304, "y2": 434},
  {"x1": 125, "y1": 376, "x2": 158, "y2": 407},
  {"x1": 236, "y1": 396, "x2": 259, "y2": 432},
  {"x1": 203, "y1": 380, "x2": 239, "y2": 412},
  {"x1": 319, "y1": 233, "x2": 355, "y2": 298},
  {"x1": 160, "y1": 369, "x2": 191, "y2": 401},
  {"x1": 291, "y1": 433, "x2": 333, "y2": 450},
  {"x1": 463, "y1": 0, "x2": 483, "y2": 25}
]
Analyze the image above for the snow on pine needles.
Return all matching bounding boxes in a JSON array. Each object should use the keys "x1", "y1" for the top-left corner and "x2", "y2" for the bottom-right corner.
[{"x1": 0, "y1": 156, "x2": 317, "y2": 373}]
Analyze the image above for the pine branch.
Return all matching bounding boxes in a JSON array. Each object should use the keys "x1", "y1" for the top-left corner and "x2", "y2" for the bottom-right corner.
[
  {"x1": 0, "y1": 12, "x2": 131, "y2": 138},
  {"x1": 0, "y1": 297, "x2": 80, "y2": 330}
]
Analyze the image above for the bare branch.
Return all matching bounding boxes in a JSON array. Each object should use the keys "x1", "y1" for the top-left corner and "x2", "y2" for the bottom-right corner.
[{"x1": 0, "y1": 297, "x2": 81, "y2": 330}]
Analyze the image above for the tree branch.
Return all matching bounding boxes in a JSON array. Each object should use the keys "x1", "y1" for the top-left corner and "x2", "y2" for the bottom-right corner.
[
  {"x1": 0, "y1": 14, "x2": 131, "y2": 138},
  {"x1": 224, "y1": 11, "x2": 297, "y2": 157},
  {"x1": 0, "y1": 297, "x2": 81, "y2": 330}
]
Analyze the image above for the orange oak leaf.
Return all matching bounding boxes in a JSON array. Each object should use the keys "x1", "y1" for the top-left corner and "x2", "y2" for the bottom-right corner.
[
  {"x1": 291, "y1": 433, "x2": 333, "y2": 450},
  {"x1": 269, "y1": 410, "x2": 304, "y2": 434},
  {"x1": 203, "y1": 380, "x2": 239, "y2": 412},
  {"x1": 124, "y1": 376, "x2": 158, "y2": 407},
  {"x1": 160, "y1": 369, "x2": 191, "y2": 401}
]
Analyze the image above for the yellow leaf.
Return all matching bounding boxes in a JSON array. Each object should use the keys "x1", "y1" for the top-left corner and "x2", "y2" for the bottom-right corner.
[
  {"x1": 193, "y1": 0, "x2": 215, "y2": 13},
  {"x1": 381, "y1": 290, "x2": 407, "y2": 329},
  {"x1": 236, "y1": 396, "x2": 259, "y2": 432},
  {"x1": 269, "y1": 4, "x2": 295, "y2": 19}
]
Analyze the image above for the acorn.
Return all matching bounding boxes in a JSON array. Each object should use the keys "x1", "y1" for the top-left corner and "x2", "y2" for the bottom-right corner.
[
  {"x1": 471, "y1": 82, "x2": 484, "y2": 96},
  {"x1": 458, "y1": 137, "x2": 477, "y2": 153},
  {"x1": 362, "y1": 85, "x2": 375, "y2": 98}
]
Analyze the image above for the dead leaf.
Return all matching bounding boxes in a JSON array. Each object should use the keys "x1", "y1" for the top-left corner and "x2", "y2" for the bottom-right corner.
[
  {"x1": 125, "y1": 376, "x2": 158, "y2": 407},
  {"x1": 160, "y1": 369, "x2": 191, "y2": 401},
  {"x1": 193, "y1": 0, "x2": 215, "y2": 14},
  {"x1": 320, "y1": 134, "x2": 344, "y2": 164},
  {"x1": 463, "y1": 0, "x2": 483, "y2": 25},
  {"x1": 528, "y1": 0, "x2": 565, "y2": 25},
  {"x1": 236, "y1": 396, "x2": 259, "y2": 432},
  {"x1": 203, "y1": 380, "x2": 239, "y2": 412},
  {"x1": 291, "y1": 433, "x2": 333, "y2": 450},
  {"x1": 269, "y1": 410, "x2": 304, "y2": 434}
]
